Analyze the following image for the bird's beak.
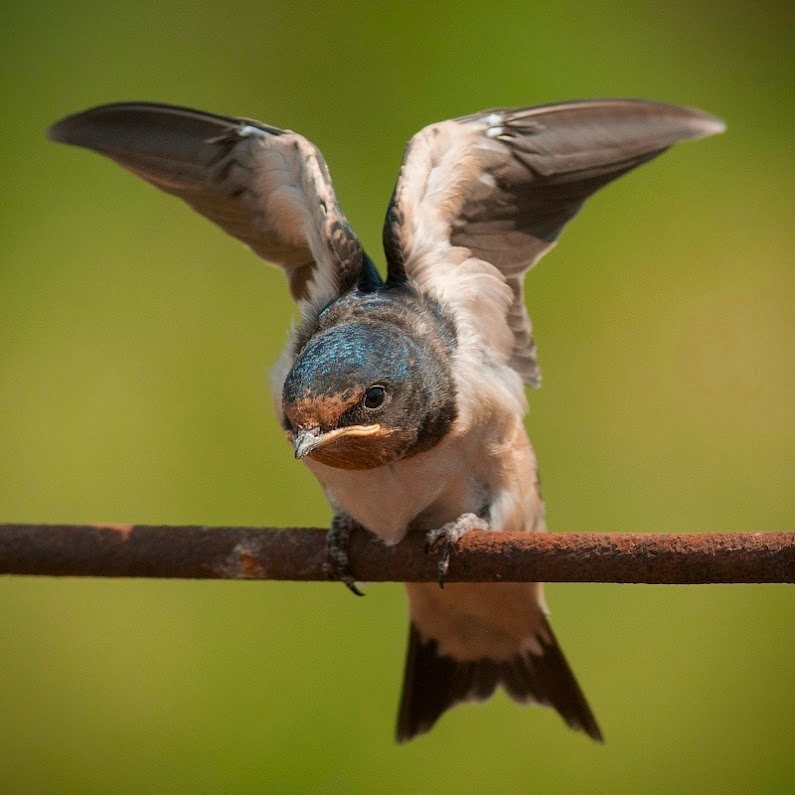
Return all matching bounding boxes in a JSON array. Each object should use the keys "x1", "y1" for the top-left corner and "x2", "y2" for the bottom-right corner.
[
  {"x1": 292, "y1": 425, "x2": 382, "y2": 459},
  {"x1": 293, "y1": 429, "x2": 323, "y2": 459}
]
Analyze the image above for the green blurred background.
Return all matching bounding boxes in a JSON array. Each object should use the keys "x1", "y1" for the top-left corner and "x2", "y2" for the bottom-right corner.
[{"x1": 1, "y1": 1, "x2": 793, "y2": 792}]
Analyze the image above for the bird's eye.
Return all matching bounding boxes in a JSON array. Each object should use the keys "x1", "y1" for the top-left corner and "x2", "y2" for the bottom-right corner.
[{"x1": 363, "y1": 385, "x2": 386, "y2": 409}]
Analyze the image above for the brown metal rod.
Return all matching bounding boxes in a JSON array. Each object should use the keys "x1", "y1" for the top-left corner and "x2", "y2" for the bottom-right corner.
[{"x1": 0, "y1": 524, "x2": 792, "y2": 583}]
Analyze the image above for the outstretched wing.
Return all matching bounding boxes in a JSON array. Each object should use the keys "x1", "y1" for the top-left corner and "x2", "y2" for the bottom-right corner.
[
  {"x1": 383, "y1": 99, "x2": 725, "y2": 385},
  {"x1": 49, "y1": 102, "x2": 364, "y2": 307}
]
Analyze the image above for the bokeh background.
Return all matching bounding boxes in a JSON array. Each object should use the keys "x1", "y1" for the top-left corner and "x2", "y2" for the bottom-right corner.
[{"x1": 1, "y1": 2, "x2": 793, "y2": 792}]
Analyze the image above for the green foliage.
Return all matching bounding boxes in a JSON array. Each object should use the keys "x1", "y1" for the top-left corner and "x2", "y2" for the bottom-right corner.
[{"x1": 1, "y1": 1, "x2": 793, "y2": 791}]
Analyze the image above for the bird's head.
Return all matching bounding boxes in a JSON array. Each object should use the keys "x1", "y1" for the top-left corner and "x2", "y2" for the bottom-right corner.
[{"x1": 282, "y1": 321, "x2": 456, "y2": 470}]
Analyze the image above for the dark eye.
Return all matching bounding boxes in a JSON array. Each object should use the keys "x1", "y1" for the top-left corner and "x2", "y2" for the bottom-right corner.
[{"x1": 363, "y1": 385, "x2": 386, "y2": 409}]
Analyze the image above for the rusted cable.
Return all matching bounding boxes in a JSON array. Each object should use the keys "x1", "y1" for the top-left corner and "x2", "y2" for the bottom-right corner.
[{"x1": 0, "y1": 524, "x2": 792, "y2": 583}]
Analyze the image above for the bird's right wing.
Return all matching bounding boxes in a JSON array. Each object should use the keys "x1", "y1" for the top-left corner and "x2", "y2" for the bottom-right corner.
[
  {"x1": 49, "y1": 102, "x2": 364, "y2": 308},
  {"x1": 383, "y1": 99, "x2": 725, "y2": 385}
]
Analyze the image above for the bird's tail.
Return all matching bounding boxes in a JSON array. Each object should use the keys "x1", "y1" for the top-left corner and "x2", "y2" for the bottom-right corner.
[{"x1": 397, "y1": 587, "x2": 602, "y2": 742}]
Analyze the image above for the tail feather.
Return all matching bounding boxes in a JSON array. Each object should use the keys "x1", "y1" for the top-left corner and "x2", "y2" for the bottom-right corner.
[{"x1": 396, "y1": 617, "x2": 602, "y2": 743}]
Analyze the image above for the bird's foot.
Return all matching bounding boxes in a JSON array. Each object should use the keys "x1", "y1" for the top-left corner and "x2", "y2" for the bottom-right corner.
[
  {"x1": 425, "y1": 513, "x2": 489, "y2": 588},
  {"x1": 323, "y1": 514, "x2": 364, "y2": 596}
]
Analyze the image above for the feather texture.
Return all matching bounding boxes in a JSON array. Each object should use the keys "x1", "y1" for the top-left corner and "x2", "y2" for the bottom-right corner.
[
  {"x1": 397, "y1": 616, "x2": 602, "y2": 742},
  {"x1": 48, "y1": 102, "x2": 363, "y2": 307},
  {"x1": 383, "y1": 99, "x2": 725, "y2": 385}
]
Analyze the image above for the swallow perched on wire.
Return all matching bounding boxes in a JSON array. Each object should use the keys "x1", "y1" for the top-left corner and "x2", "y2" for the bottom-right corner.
[{"x1": 48, "y1": 98, "x2": 724, "y2": 742}]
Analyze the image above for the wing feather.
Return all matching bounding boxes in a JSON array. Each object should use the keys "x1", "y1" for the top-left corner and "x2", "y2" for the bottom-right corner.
[
  {"x1": 384, "y1": 99, "x2": 725, "y2": 385},
  {"x1": 49, "y1": 102, "x2": 363, "y2": 307}
]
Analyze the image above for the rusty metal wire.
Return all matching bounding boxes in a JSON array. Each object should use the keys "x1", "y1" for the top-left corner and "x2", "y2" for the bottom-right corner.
[{"x1": 0, "y1": 524, "x2": 792, "y2": 583}]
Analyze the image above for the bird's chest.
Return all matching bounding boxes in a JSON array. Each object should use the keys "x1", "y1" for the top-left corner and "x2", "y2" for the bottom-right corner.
[{"x1": 303, "y1": 435, "x2": 488, "y2": 545}]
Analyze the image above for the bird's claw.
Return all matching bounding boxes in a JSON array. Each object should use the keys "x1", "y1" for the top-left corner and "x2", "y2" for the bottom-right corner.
[
  {"x1": 425, "y1": 526, "x2": 457, "y2": 587},
  {"x1": 322, "y1": 553, "x2": 364, "y2": 596},
  {"x1": 324, "y1": 516, "x2": 365, "y2": 596},
  {"x1": 424, "y1": 513, "x2": 488, "y2": 588}
]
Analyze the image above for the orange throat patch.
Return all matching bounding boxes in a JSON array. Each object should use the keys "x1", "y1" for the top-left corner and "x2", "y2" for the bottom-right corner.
[{"x1": 290, "y1": 425, "x2": 411, "y2": 471}]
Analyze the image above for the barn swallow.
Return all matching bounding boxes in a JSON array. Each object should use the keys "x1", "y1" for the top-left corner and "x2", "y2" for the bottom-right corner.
[{"x1": 48, "y1": 98, "x2": 724, "y2": 742}]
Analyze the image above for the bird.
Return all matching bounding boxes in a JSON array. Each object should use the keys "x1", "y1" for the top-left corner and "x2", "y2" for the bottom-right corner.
[{"x1": 48, "y1": 98, "x2": 724, "y2": 743}]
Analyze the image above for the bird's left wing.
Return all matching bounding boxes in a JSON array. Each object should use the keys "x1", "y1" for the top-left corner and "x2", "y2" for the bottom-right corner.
[
  {"x1": 383, "y1": 99, "x2": 725, "y2": 385},
  {"x1": 49, "y1": 102, "x2": 364, "y2": 307}
]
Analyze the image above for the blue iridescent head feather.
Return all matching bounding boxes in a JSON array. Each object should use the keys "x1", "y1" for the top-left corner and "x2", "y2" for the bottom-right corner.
[
  {"x1": 282, "y1": 309, "x2": 458, "y2": 468},
  {"x1": 285, "y1": 321, "x2": 421, "y2": 408}
]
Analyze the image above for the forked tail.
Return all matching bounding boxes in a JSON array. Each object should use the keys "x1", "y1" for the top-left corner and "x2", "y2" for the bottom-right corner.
[{"x1": 396, "y1": 614, "x2": 602, "y2": 743}]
